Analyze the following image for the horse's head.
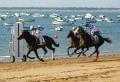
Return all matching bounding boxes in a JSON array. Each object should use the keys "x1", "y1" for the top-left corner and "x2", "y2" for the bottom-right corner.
[
  {"x1": 67, "y1": 30, "x2": 74, "y2": 38},
  {"x1": 77, "y1": 26, "x2": 86, "y2": 34},
  {"x1": 17, "y1": 30, "x2": 30, "y2": 40}
]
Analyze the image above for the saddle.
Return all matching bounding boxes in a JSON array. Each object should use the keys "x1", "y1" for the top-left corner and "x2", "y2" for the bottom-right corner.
[
  {"x1": 36, "y1": 37, "x2": 45, "y2": 45},
  {"x1": 90, "y1": 35, "x2": 99, "y2": 44}
]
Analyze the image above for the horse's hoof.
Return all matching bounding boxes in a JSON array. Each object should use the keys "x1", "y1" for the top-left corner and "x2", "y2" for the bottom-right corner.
[
  {"x1": 83, "y1": 54, "x2": 86, "y2": 56},
  {"x1": 22, "y1": 55, "x2": 27, "y2": 62},
  {"x1": 40, "y1": 58, "x2": 44, "y2": 62},
  {"x1": 68, "y1": 54, "x2": 71, "y2": 57},
  {"x1": 71, "y1": 53, "x2": 74, "y2": 56},
  {"x1": 77, "y1": 55, "x2": 80, "y2": 58},
  {"x1": 89, "y1": 55, "x2": 92, "y2": 58},
  {"x1": 53, "y1": 58, "x2": 55, "y2": 60}
]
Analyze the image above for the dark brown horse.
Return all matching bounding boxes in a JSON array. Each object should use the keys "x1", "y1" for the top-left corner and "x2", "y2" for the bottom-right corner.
[
  {"x1": 76, "y1": 26, "x2": 112, "y2": 61},
  {"x1": 67, "y1": 30, "x2": 86, "y2": 57},
  {"x1": 17, "y1": 30, "x2": 59, "y2": 62}
]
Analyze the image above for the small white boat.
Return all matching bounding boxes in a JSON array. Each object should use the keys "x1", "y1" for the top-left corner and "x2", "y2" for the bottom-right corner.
[
  {"x1": 1, "y1": 14, "x2": 8, "y2": 18},
  {"x1": 4, "y1": 22, "x2": 13, "y2": 26},
  {"x1": 14, "y1": 13, "x2": 20, "y2": 17},
  {"x1": 20, "y1": 13, "x2": 30, "y2": 16},
  {"x1": 52, "y1": 17, "x2": 74, "y2": 26},
  {"x1": 49, "y1": 13, "x2": 60, "y2": 18},
  {"x1": 32, "y1": 13, "x2": 45, "y2": 18},
  {"x1": 99, "y1": 15, "x2": 105, "y2": 19},
  {"x1": 55, "y1": 26, "x2": 63, "y2": 31},
  {"x1": 73, "y1": 15, "x2": 83, "y2": 20},
  {"x1": 17, "y1": 18, "x2": 35, "y2": 23},
  {"x1": 104, "y1": 18, "x2": 114, "y2": 23},
  {"x1": 84, "y1": 13, "x2": 96, "y2": 23},
  {"x1": 85, "y1": 13, "x2": 93, "y2": 19},
  {"x1": 52, "y1": 21, "x2": 67, "y2": 25},
  {"x1": 96, "y1": 15, "x2": 106, "y2": 22}
]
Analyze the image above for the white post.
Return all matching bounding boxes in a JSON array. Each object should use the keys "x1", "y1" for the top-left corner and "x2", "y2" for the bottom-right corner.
[{"x1": 12, "y1": 22, "x2": 24, "y2": 58}]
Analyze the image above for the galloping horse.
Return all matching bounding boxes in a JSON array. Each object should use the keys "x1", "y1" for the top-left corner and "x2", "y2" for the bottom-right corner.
[
  {"x1": 76, "y1": 26, "x2": 112, "y2": 61},
  {"x1": 67, "y1": 30, "x2": 86, "y2": 57},
  {"x1": 67, "y1": 30, "x2": 80, "y2": 56},
  {"x1": 17, "y1": 30, "x2": 59, "y2": 62}
]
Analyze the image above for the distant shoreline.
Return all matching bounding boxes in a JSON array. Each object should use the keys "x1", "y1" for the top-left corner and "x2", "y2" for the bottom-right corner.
[
  {"x1": 0, "y1": 7, "x2": 120, "y2": 12},
  {"x1": 0, "y1": 7, "x2": 120, "y2": 9}
]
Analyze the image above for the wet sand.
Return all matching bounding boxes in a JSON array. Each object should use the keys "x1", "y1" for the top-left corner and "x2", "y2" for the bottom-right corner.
[{"x1": 0, "y1": 54, "x2": 120, "y2": 82}]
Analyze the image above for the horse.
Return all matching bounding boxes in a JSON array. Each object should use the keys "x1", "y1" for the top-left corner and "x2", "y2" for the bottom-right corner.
[
  {"x1": 76, "y1": 26, "x2": 112, "y2": 61},
  {"x1": 17, "y1": 30, "x2": 59, "y2": 62},
  {"x1": 67, "y1": 30, "x2": 86, "y2": 57}
]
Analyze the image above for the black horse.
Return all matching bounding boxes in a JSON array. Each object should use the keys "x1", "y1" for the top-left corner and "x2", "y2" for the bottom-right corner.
[
  {"x1": 17, "y1": 30, "x2": 59, "y2": 62},
  {"x1": 75, "y1": 27, "x2": 112, "y2": 61}
]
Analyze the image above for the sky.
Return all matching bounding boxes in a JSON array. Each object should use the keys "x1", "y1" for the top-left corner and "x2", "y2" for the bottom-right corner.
[{"x1": 0, "y1": 0, "x2": 119, "y2": 8}]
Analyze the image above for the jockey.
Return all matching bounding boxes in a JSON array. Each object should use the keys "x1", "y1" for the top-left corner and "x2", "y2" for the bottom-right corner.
[
  {"x1": 72, "y1": 26, "x2": 77, "y2": 35},
  {"x1": 30, "y1": 25, "x2": 45, "y2": 44},
  {"x1": 35, "y1": 25, "x2": 45, "y2": 44},
  {"x1": 30, "y1": 25, "x2": 36, "y2": 36},
  {"x1": 72, "y1": 26, "x2": 80, "y2": 36},
  {"x1": 86, "y1": 23, "x2": 95, "y2": 35},
  {"x1": 90, "y1": 26, "x2": 101, "y2": 43},
  {"x1": 85, "y1": 22, "x2": 101, "y2": 43}
]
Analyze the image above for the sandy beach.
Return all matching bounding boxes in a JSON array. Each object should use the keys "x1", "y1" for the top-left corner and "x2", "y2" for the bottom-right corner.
[{"x1": 0, "y1": 54, "x2": 120, "y2": 82}]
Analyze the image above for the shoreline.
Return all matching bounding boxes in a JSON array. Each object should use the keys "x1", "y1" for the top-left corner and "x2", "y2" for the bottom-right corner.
[{"x1": 0, "y1": 54, "x2": 120, "y2": 82}]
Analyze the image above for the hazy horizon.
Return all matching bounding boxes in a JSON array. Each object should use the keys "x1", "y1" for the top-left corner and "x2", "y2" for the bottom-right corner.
[{"x1": 0, "y1": 0, "x2": 119, "y2": 8}]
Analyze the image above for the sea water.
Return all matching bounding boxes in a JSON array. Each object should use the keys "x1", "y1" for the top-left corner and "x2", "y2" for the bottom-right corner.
[{"x1": 0, "y1": 8, "x2": 120, "y2": 58}]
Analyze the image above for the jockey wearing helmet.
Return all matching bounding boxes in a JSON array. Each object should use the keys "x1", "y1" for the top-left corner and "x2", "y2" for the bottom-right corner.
[
  {"x1": 85, "y1": 22, "x2": 101, "y2": 43},
  {"x1": 30, "y1": 25, "x2": 36, "y2": 36},
  {"x1": 72, "y1": 26, "x2": 78, "y2": 36},
  {"x1": 35, "y1": 25, "x2": 45, "y2": 44},
  {"x1": 30, "y1": 25, "x2": 45, "y2": 45}
]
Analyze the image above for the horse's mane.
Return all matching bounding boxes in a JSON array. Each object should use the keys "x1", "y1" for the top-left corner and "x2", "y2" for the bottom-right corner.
[
  {"x1": 22, "y1": 30, "x2": 36, "y2": 40},
  {"x1": 67, "y1": 30, "x2": 74, "y2": 38},
  {"x1": 23, "y1": 30, "x2": 31, "y2": 35},
  {"x1": 78, "y1": 26, "x2": 86, "y2": 34}
]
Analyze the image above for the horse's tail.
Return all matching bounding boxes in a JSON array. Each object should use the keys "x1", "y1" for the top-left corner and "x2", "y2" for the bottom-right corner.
[
  {"x1": 103, "y1": 37, "x2": 112, "y2": 44},
  {"x1": 51, "y1": 38, "x2": 59, "y2": 47}
]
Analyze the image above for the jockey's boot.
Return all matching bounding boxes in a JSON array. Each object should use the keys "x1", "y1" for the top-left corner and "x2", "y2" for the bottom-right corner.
[
  {"x1": 36, "y1": 38, "x2": 40, "y2": 44},
  {"x1": 42, "y1": 42, "x2": 45, "y2": 45},
  {"x1": 41, "y1": 38, "x2": 45, "y2": 45}
]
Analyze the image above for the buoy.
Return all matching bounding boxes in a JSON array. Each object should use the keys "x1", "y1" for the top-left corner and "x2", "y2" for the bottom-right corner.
[{"x1": 54, "y1": 34, "x2": 58, "y2": 39}]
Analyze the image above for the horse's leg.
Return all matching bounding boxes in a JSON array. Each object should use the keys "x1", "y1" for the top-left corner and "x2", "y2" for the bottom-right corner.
[
  {"x1": 33, "y1": 49, "x2": 44, "y2": 62},
  {"x1": 89, "y1": 46, "x2": 100, "y2": 62},
  {"x1": 77, "y1": 48, "x2": 83, "y2": 58},
  {"x1": 47, "y1": 45, "x2": 55, "y2": 60},
  {"x1": 82, "y1": 47, "x2": 89, "y2": 56},
  {"x1": 71, "y1": 47, "x2": 80, "y2": 56},
  {"x1": 89, "y1": 49, "x2": 96, "y2": 57},
  {"x1": 41, "y1": 47, "x2": 47, "y2": 59},
  {"x1": 26, "y1": 49, "x2": 35, "y2": 59},
  {"x1": 89, "y1": 45, "x2": 99, "y2": 58},
  {"x1": 95, "y1": 48, "x2": 99, "y2": 62},
  {"x1": 67, "y1": 46, "x2": 72, "y2": 57}
]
